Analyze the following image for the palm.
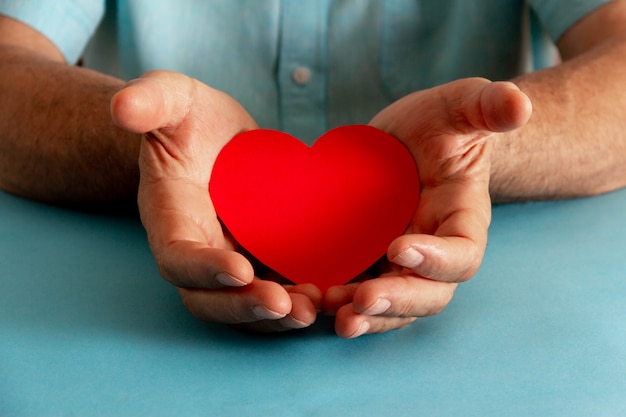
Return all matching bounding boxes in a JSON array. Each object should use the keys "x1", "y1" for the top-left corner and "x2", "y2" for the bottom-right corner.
[
  {"x1": 111, "y1": 71, "x2": 322, "y2": 332},
  {"x1": 325, "y1": 78, "x2": 532, "y2": 337}
]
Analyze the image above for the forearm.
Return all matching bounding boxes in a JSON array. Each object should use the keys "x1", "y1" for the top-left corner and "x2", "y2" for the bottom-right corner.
[
  {"x1": 0, "y1": 46, "x2": 140, "y2": 204},
  {"x1": 490, "y1": 36, "x2": 626, "y2": 203}
]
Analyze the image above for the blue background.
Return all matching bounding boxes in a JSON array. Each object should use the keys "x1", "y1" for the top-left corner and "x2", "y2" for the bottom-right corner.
[{"x1": 1, "y1": 189, "x2": 625, "y2": 416}]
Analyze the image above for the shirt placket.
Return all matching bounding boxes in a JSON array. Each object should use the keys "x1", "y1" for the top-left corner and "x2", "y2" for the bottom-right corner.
[{"x1": 277, "y1": 0, "x2": 329, "y2": 144}]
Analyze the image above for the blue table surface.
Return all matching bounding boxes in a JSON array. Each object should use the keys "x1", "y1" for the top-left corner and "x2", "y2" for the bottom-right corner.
[{"x1": 1, "y1": 188, "x2": 625, "y2": 417}]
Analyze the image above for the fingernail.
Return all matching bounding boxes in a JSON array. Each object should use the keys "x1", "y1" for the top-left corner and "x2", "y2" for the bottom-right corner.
[
  {"x1": 252, "y1": 305, "x2": 287, "y2": 320},
  {"x1": 216, "y1": 272, "x2": 247, "y2": 287},
  {"x1": 351, "y1": 320, "x2": 370, "y2": 338},
  {"x1": 280, "y1": 315, "x2": 310, "y2": 329},
  {"x1": 362, "y1": 298, "x2": 391, "y2": 316},
  {"x1": 391, "y1": 247, "x2": 425, "y2": 269},
  {"x1": 500, "y1": 81, "x2": 521, "y2": 92}
]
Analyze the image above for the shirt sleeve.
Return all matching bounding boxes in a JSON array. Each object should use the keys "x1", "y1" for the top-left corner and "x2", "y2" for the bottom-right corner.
[
  {"x1": 529, "y1": 0, "x2": 610, "y2": 42},
  {"x1": 0, "y1": 0, "x2": 105, "y2": 63}
]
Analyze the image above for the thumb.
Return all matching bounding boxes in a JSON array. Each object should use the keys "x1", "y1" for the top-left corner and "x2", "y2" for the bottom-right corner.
[
  {"x1": 110, "y1": 70, "x2": 195, "y2": 134},
  {"x1": 469, "y1": 80, "x2": 532, "y2": 133},
  {"x1": 370, "y1": 78, "x2": 532, "y2": 144}
]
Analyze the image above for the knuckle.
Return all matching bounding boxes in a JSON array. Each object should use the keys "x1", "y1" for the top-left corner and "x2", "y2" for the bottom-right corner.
[
  {"x1": 423, "y1": 282, "x2": 457, "y2": 316},
  {"x1": 458, "y1": 249, "x2": 484, "y2": 282},
  {"x1": 368, "y1": 317, "x2": 417, "y2": 335},
  {"x1": 156, "y1": 256, "x2": 179, "y2": 285},
  {"x1": 178, "y1": 288, "x2": 201, "y2": 319}
]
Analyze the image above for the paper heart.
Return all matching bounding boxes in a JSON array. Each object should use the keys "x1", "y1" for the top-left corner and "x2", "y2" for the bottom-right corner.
[{"x1": 209, "y1": 125, "x2": 420, "y2": 292}]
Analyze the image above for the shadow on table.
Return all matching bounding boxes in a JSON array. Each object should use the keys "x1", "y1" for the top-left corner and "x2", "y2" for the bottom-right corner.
[{"x1": 1, "y1": 193, "x2": 460, "y2": 353}]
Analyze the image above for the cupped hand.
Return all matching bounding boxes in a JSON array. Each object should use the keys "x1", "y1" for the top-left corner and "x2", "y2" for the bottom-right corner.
[
  {"x1": 110, "y1": 70, "x2": 321, "y2": 332},
  {"x1": 324, "y1": 78, "x2": 532, "y2": 338}
]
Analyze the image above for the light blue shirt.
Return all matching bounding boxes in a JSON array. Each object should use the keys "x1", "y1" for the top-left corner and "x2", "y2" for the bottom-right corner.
[{"x1": 0, "y1": 0, "x2": 610, "y2": 143}]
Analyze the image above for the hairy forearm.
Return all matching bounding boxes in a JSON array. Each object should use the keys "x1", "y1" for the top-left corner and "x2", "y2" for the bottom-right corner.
[
  {"x1": 0, "y1": 46, "x2": 140, "y2": 204},
  {"x1": 490, "y1": 37, "x2": 626, "y2": 203}
]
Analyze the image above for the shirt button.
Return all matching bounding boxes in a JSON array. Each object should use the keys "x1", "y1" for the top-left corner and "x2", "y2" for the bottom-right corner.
[{"x1": 292, "y1": 66, "x2": 312, "y2": 85}]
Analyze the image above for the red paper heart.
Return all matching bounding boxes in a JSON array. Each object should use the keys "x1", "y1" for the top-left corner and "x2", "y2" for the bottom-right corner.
[{"x1": 210, "y1": 125, "x2": 419, "y2": 292}]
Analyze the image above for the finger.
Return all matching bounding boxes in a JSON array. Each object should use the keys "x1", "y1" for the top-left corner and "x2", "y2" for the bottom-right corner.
[
  {"x1": 389, "y1": 183, "x2": 491, "y2": 282},
  {"x1": 156, "y1": 240, "x2": 254, "y2": 289},
  {"x1": 444, "y1": 79, "x2": 532, "y2": 137},
  {"x1": 110, "y1": 70, "x2": 257, "y2": 160},
  {"x1": 334, "y1": 304, "x2": 417, "y2": 339},
  {"x1": 138, "y1": 181, "x2": 223, "y2": 249},
  {"x1": 322, "y1": 283, "x2": 359, "y2": 315},
  {"x1": 285, "y1": 284, "x2": 324, "y2": 313},
  {"x1": 110, "y1": 70, "x2": 196, "y2": 134},
  {"x1": 135, "y1": 179, "x2": 250, "y2": 289},
  {"x1": 369, "y1": 78, "x2": 532, "y2": 152},
  {"x1": 236, "y1": 291, "x2": 320, "y2": 333},
  {"x1": 388, "y1": 234, "x2": 486, "y2": 283},
  {"x1": 178, "y1": 279, "x2": 292, "y2": 324},
  {"x1": 280, "y1": 290, "x2": 319, "y2": 328},
  {"x1": 256, "y1": 273, "x2": 324, "y2": 313},
  {"x1": 478, "y1": 81, "x2": 532, "y2": 132},
  {"x1": 351, "y1": 276, "x2": 458, "y2": 318}
]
